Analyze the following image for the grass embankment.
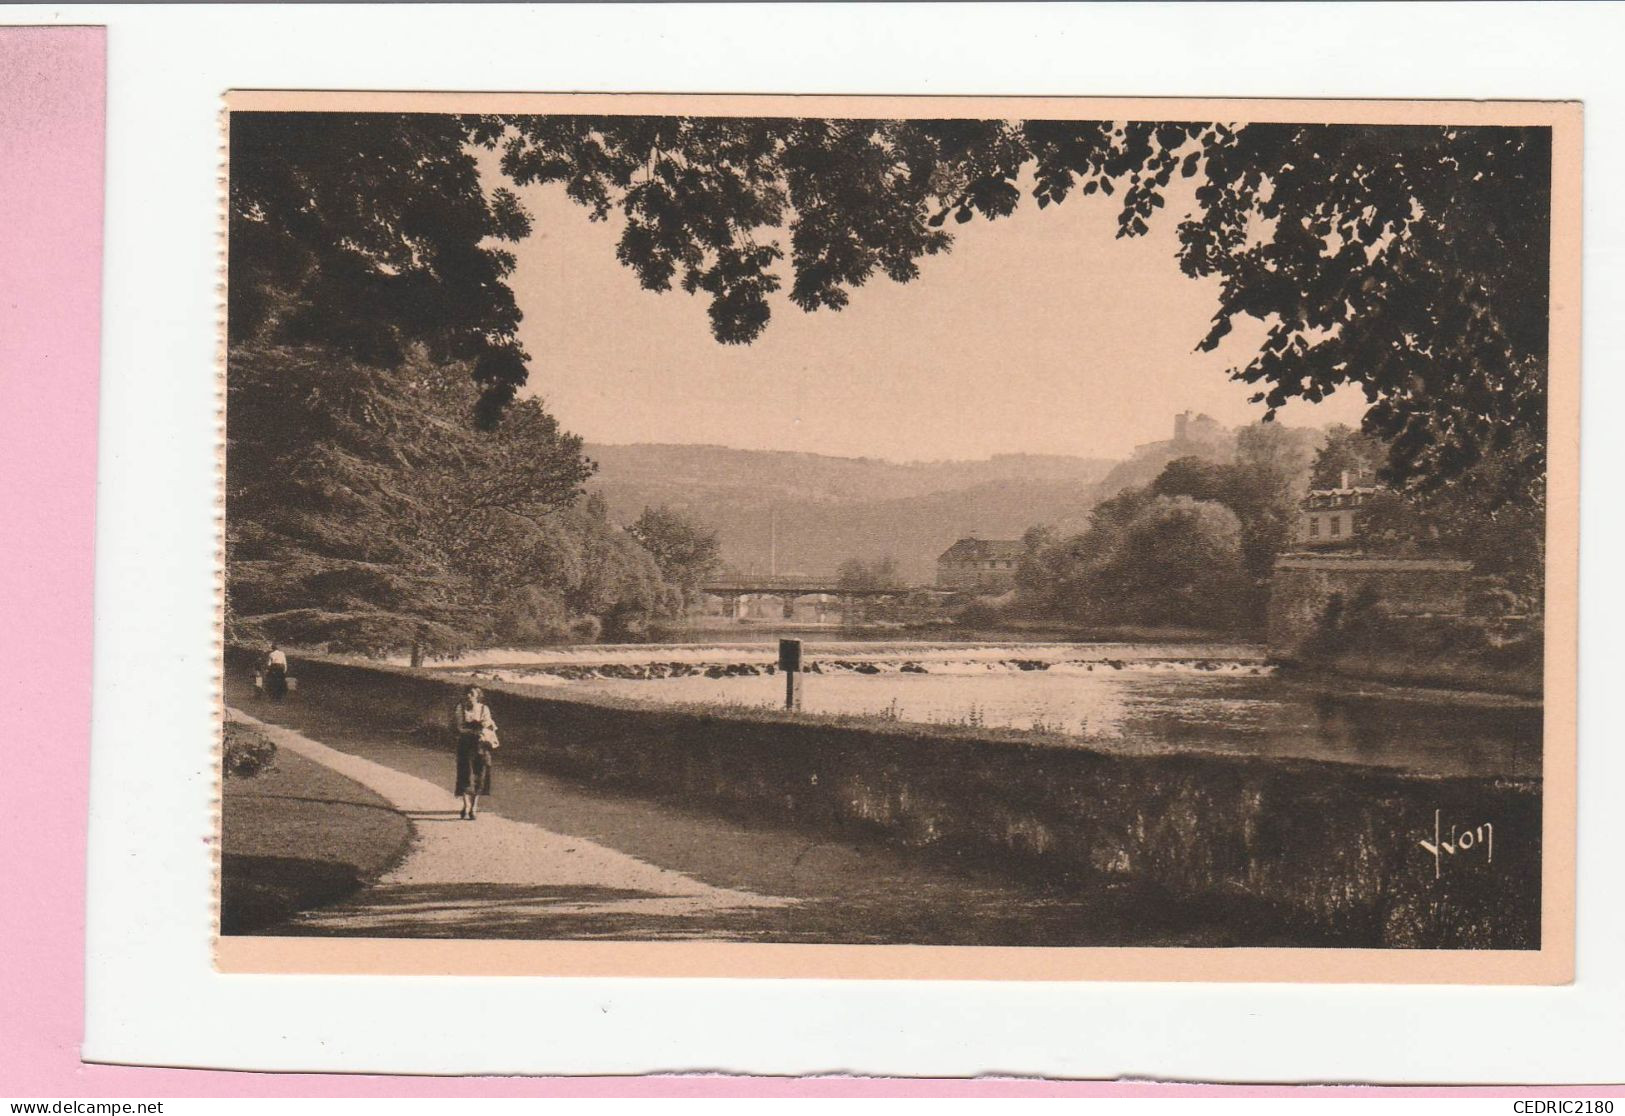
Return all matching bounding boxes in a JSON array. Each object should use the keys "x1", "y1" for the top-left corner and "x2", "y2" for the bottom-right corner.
[{"x1": 220, "y1": 721, "x2": 411, "y2": 934}]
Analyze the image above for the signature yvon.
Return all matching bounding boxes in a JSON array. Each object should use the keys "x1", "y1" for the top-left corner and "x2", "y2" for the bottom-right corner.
[{"x1": 1420, "y1": 809, "x2": 1494, "y2": 879}]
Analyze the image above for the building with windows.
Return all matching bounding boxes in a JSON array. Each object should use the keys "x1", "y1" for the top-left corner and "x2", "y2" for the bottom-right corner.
[
  {"x1": 1272, "y1": 473, "x2": 1477, "y2": 658},
  {"x1": 1296, "y1": 471, "x2": 1380, "y2": 548},
  {"x1": 936, "y1": 537, "x2": 1024, "y2": 591}
]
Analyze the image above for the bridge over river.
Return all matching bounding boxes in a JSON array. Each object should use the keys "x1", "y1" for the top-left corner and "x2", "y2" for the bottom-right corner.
[{"x1": 700, "y1": 576, "x2": 951, "y2": 619}]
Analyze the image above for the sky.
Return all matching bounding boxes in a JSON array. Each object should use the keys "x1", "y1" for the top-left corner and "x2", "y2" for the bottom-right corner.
[{"x1": 499, "y1": 155, "x2": 1367, "y2": 463}]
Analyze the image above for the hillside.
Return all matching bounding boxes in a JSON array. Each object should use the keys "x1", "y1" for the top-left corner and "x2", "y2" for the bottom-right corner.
[
  {"x1": 583, "y1": 444, "x2": 1114, "y2": 583},
  {"x1": 1090, "y1": 421, "x2": 1237, "y2": 502}
]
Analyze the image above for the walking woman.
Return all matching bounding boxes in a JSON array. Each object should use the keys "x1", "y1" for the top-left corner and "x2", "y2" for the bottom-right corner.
[
  {"x1": 262, "y1": 644, "x2": 289, "y2": 701},
  {"x1": 451, "y1": 684, "x2": 498, "y2": 820}
]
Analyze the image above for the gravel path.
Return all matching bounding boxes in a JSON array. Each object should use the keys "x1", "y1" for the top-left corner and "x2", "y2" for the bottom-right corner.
[{"x1": 227, "y1": 709, "x2": 794, "y2": 939}]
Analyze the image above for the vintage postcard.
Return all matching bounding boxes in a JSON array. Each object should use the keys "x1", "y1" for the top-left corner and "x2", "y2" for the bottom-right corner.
[{"x1": 215, "y1": 91, "x2": 1577, "y2": 983}]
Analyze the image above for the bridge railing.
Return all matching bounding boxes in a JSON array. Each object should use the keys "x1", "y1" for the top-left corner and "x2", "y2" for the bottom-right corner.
[{"x1": 701, "y1": 579, "x2": 927, "y2": 595}]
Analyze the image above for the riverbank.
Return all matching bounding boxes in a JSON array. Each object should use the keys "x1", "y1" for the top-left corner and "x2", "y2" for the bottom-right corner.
[
  {"x1": 1275, "y1": 604, "x2": 1543, "y2": 699},
  {"x1": 1275, "y1": 660, "x2": 1544, "y2": 707},
  {"x1": 1280, "y1": 651, "x2": 1543, "y2": 701},
  {"x1": 220, "y1": 719, "x2": 412, "y2": 933},
  {"x1": 226, "y1": 647, "x2": 1543, "y2": 948}
]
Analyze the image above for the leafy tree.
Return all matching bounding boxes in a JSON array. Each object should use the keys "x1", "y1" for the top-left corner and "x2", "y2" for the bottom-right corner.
[
  {"x1": 225, "y1": 345, "x2": 593, "y2": 657},
  {"x1": 568, "y1": 513, "x2": 678, "y2": 638},
  {"x1": 1149, "y1": 422, "x2": 1316, "y2": 592},
  {"x1": 1173, "y1": 124, "x2": 1549, "y2": 500},
  {"x1": 1091, "y1": 496, "x2": 1251, "y2": 629},
  {"x1": 1018, "y1": 493, "x2": 1249, "y2": 631},
  {"x1": 1013, "y1": 525, "x2": 1061, "y2": 609},
  {"x1": 626, "y1": 505, "x2": 722, "y2": 606},
  {"x1": 234, "y1": 112, "x2": 1550, "y2": 499},
  {"x1": 229, "y1": 113, "x2": 534, "y2": 425},
  {"x1": 1150, "y1": 456, "x2": 1233, "y2": 505},
  {"x1": 833, "y1": 554, "x2": 906, "y2": 624},
  {"x1": 936, "y1": 120, "x2": 1548, "y2": 498},
  {"x1": 1020, "y1": 454, "x2": 1277, "y2": 632},
  {"x1": 493, "y1": 116, "x2": 1548, "y2": 497},
  {"x1": 1234, "y1": 421, "x2": 1319, "y2": 483},
  {"x1": 493, "y1": 117, "x2": 992, "y2": 347},
  {"x1": 1360, "y1": 431, "x2": 1546, "y2": 607},
  {"x1": 1310, "y1": 424, "x2": 1387, "y2": 489},
  {"x1": 836, "y1": 554, "x2": 904, "y2": 591},
  {"x1": 228, "y1": 114, "x2": 1550, "y2": 653}
]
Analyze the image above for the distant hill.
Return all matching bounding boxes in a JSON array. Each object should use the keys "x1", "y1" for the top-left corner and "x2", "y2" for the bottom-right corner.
[
  {"x1": 582, "y1": 417, "x2": 1336, "y2": 585},
  {"x1": 1087, "y1": 416, "x2": 1237, "y2": 505},
  {"x1": 582, "y1": 443, "x2": 1114, "y2": 583}
]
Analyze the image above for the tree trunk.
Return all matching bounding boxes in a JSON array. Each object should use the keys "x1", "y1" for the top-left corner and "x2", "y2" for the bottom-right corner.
[{"x1": 409, "y1": 640, "x2": 423, "y2": 668}]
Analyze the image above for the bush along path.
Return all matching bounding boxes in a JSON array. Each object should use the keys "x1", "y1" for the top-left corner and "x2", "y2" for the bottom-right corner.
[
  {"x1": 220, "y1": 719, "x2": 412, "y2": 933},
  {"x1": 224, "y1": 708, "x2": 794, "y2": 940}
]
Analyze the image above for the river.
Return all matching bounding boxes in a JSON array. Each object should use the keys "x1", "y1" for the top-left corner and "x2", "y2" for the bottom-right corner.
[{"x1": 420, "y1": 639, "x2": 1541, "y2": 779}]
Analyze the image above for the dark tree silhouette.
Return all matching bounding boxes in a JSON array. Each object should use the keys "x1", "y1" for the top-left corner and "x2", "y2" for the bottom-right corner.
[
  {"x1": 228, "y1": 113, "x2": 534, "y2": 425},
  {"x1": 225, "y1": 345, "x2": 593, "y2": 655},
  {"x1": 1310, "y1": 424, "x2": 1388, "y2": 490},
  {"x1": 492, "y1": 117, "x2": 1549, "y2": 494},
  {"x1": 836, "y1": 555, "x2": 904, "y2": 591},
  {"x1": 1171, "y1": 124, "x2": 1549, "y2": 502}
]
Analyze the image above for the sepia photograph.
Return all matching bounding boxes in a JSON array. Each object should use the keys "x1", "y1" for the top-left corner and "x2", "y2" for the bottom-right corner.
[{"x1": 216, "y1": 93, "x2": 1577, "y2": 980}]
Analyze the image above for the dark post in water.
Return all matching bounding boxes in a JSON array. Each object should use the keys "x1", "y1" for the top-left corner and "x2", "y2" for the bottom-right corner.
[{"x1": 779, "y1": 637, "x2": 803, "y2": 711}]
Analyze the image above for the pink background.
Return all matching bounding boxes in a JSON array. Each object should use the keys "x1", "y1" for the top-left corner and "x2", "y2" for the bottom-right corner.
[{"x1": 0, "y1": 23, "x2": 1616, "y2": 1100}]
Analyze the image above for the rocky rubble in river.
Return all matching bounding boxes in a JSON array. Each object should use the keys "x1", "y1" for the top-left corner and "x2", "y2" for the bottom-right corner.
[{"x1": 469, "y1": 655, "x2": 1269, "y2": 685}]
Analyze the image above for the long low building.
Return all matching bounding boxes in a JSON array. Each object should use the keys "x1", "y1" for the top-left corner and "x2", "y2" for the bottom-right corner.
[{"x1": 936, "y1": 536, "x2": 1024, "y2": 592}]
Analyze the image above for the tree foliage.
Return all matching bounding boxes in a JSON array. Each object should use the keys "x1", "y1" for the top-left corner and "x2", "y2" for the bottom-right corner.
[
  {"x1": 492, "y1": 117, "x2": 995, "y2": 345},
  {"x1": 1151, "y1": 421, "x2": 1317, "y2": 586},
  {"x1": 835, "y1": 554, "x2": 905, "y2": 591},
  {"x1": 1021, "y1": 493, "x2": 1250, "y2": 631},
  {"x1": 226, "y1": 113, "x2": 1551, "y2": 652},
  {"x1": 225, "y1": 344, "x2": 641, "y2": 655},
  {"x1": 229, "y1": 113, "x2": 535, "y2": 425},
  {"x1": 625, "y1": 504, "x2": 722, "y2": 606},
  {"x1": 1175, "y1": 124, "x2": 1549, "y2": 500},
  {"x1": 1359, "y1": 429, "x2": 1546, "y2": 606},
  {"x1": 232, "y1": 111, "x2": 1550, "y2": 498},
  {"x1": 1017, "y1": 422, "x2": 1318, "y2": 631},
  {"x1": 1310, "y1": 423, "x2": 1387, "y2": 489},
  {"x1": 491, "y1": 115, "x2": 1551, "y2": 497}
]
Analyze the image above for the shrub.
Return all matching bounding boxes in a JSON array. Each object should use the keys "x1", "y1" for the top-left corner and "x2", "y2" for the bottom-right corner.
[
  {"x1": 954, "y1": 600, "x2": 1007, "y2": 629},
  {"x1": 223, "y1": 722, "x2": 278, "y2": 778},
  {"x1": 568, "y1": 614, "x2": 604, "y2": 642}
]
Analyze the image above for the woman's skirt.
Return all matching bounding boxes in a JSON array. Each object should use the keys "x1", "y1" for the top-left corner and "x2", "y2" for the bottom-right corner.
[
  {"x1": 455, "y1": 734, "x2": 493, "y2": 797},
  {"x1": 264, "y1": 664, "x2": 288, "y2": 700}
]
